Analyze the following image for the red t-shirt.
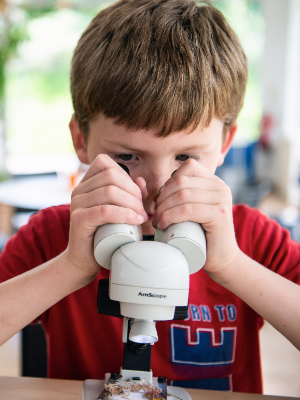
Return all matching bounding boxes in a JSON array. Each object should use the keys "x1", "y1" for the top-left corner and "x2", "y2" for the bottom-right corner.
[{"x1": 0, "y1": 204, "x2": 299, "y2": 393}]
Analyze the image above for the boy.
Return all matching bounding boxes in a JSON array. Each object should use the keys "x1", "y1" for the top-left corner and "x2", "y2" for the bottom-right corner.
[{"x1": 0, "y1": 0, "x2": 300, "y2": 394}]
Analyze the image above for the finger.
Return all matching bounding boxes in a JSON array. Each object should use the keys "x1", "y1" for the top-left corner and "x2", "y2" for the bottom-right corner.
[
  {"x1": 173, "y1": 158, "x2": 215, "y2": 179},
  {"x1": 134, "y1": 177, "x2": 148, "y2": 201},
  {"x1": 80, "y1": 154, "x2": 131, "y2": 183},
  {"x1": 72, "y1": 163, "x2": 142, "y2": 202},
  {"x1": 156, "y1": 203, "x2": 227, "y2": 231},
  {"x1": 156, "y1": 175, "x2": 223, "y2": 207},
  {"x1": 71, "y1": 185, "x2": 146, "y2": 216},
  {"x1": 164, "y1": 159, "x2": 216, "y2": 188},
  {"x1": 155, "y1": 187, "x2": 221, "y2": 222},
  {"x1": 156, "y1": 159, "x2": 219, "y2": 204},
  {"x1": 71, "y1": 205, "x2": 146, "y2": 234}
]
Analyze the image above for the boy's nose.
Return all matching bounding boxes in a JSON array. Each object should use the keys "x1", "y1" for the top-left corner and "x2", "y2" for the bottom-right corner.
[{"x1": 143, "y1": 168, "x2": 173, "y2": 202}]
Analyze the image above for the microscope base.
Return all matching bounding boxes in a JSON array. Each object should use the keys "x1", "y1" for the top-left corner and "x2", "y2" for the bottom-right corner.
[{"x1": 81, "y1": 379, "x2": 192, "y2": 400}]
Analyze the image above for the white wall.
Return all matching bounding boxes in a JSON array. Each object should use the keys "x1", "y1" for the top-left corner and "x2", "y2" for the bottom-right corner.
[{"x1": 260, "y1": 0, "x2": 300, "y2": 205}]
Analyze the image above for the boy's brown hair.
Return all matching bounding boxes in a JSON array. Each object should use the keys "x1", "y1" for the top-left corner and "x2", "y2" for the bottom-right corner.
[{"x1": 71, "y1": 0, "x2": 247, "y2": 139}]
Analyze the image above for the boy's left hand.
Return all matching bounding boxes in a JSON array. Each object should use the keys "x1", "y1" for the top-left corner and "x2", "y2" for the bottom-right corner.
[{"x1": 154, "y1": 159, "x2": 240, "y2": 276}]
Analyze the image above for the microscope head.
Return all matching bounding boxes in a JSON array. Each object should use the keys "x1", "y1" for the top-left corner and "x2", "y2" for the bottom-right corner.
[
  {"x1": 110, "y1": 240, "x2": 189, "y2": 321},
  {"x1": 94, "y1": 220, "x2": 206, "y2": 344}
]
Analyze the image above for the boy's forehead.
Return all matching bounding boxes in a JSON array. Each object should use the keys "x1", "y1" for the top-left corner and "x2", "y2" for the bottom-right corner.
[{"x1": 88, "y1": 114, "x2": 224, "y2": 150}]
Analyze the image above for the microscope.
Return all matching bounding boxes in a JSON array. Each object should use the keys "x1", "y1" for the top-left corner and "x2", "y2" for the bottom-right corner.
[{"x1": 82, "y1": 167, "x2": 206, "y2": 400}]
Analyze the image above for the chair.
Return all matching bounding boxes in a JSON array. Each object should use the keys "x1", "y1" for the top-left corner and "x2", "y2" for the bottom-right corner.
[{"x1": 21, "y1": 323, "x2": 47, "y2": 377}]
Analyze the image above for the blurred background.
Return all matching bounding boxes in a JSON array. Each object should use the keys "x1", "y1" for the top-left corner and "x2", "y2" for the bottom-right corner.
[{"x1": 0, "y1": 0, "x2": 299, "y2": 396}]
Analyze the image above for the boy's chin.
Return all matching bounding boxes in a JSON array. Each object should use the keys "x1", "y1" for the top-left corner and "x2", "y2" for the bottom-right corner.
[{"x1": 141, "y1": 220, "x2": 155, "y2": 236}]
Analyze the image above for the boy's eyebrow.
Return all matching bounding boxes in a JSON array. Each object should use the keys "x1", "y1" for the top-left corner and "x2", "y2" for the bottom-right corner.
[
  {"x1": 103, "y1": 139, "x2": 143, "y2": 150},
  {"x1": 175, "y1": 144, "x2": 213, "y2": 152},
  {"x1": 102, "y1": 139, "x2": 213, "y2": 152}
]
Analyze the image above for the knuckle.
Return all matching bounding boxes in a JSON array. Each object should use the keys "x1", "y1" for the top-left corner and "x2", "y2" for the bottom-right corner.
[
  {"x1": 94, "y1": 153, "x2": 111, "y2": 171},
  {"x1": 100, "y1": 205, "x2": 113, "y2": 219},
  {"x1": 177, "y1": 188, "x2": 190, "y2": 202},
  {"x1": 71, "y1": 187, "x2": 78, "y2": 200},
  {"x1": 70, "y1": 193, "x2": 81, "y2": 210},
  {"x1": 159, "y1": 212, "x2": 169, "y2": 227},
  {"x1": 94, "y1": 154, "x2": 104, "y2": 168},
  {"x1": 103, "y1": 184, "x2": 117, "y2": 199},
  {"x1": 174, "y1": 175, "x2": 187, "y2": 187},
  {"x1": 216, "y1": 176, "x2": 228, "y2": 189},
  {"x1": 215, "y1": 179, "x2": 231, "y2": 197},
  {"x1": 225, "y1": 184, "x2": 232, "y2": 196},
  {"x1": 104, "y1": 167, "x2": 118, "y2": 183},
  {"x1": 125, "y1": 208, "x2": 136, "y2": 221},
  {"x1": 222, "y1": 184, "x2": 232, "y2": 201},
  {"x1": 181, "y1": 203, "x2": 192, "y2": 216},
  {"x1": 71, "y1": 208, "x2": 85, "y2": 226}
]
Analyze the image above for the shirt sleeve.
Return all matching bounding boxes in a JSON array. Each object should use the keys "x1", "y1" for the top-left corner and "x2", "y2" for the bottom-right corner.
[
  {"x1": 251, "y1": 209, "x2": 300, "y2": 284},
  {"x1": 0, "y1": 211, "x2": 52, "y2": 283}
]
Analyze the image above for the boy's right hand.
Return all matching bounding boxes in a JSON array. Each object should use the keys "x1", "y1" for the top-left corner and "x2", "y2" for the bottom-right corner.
[{"x1": 65, "y1": 154, "x2": 147, "y2": 280}]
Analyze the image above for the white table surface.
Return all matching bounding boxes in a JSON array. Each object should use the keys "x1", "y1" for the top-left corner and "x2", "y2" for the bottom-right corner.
[{"x1": 0, "y1": 175, "x2": 72, "y2": 210}]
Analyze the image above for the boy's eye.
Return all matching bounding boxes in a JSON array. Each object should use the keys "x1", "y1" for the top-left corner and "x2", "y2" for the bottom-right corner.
[
  {"x1": 117, "y1": 154, "x2": 134, "y2": 161},
  {"x1": 176, "y1": 154, "x2": 190, "y2": 162}
]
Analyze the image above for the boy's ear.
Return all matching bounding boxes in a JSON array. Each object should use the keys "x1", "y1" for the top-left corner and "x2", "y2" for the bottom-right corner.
[
  {"x1": 217, "y1": 123, "x2": 238, "y2": 167},
  {"x1": 69, "y1": 115, "x2": 89, "y2": 165}
]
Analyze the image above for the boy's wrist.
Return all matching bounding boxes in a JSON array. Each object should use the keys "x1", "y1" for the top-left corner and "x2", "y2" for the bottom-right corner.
[
  {"x1": 205, "y1": 248, "x2": 244, "y2": 288},
  {"x1": 59, "y1": 251, "x2": 99, "y2": 291}
]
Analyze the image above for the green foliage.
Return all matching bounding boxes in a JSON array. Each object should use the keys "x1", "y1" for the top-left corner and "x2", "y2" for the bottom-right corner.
[
  {"x1": 0, "y1": 3, "x2": 67, "y2": 109},
  {"x1": 4, "y1": 6, "x2": 98, "y2": 155},
  {"x1": 24, "y1": 6, "x2": 56, "y2": 19},
  {"x1": 0, "y1": 14, "x2": 28, "y2": 108}
]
